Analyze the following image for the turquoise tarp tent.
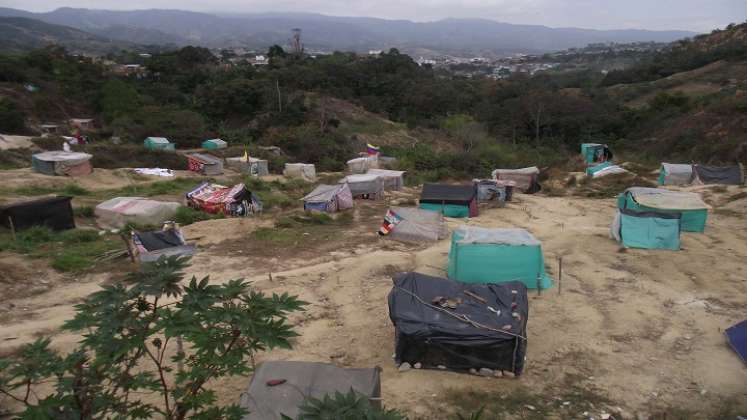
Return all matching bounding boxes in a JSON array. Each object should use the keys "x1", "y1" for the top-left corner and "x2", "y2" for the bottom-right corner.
[
  {"x1": 581, "y1": 143, "x2": 611, "y2": 164},
  {"x1": 611, "y1": 209, "x2": 681, "y2": 250},
  {"x1": 617, "y1": 187, "x2": 708, "y2": 233},
  {"x1": 447, "y1": 226, "x2": 553, "y2": 289}
]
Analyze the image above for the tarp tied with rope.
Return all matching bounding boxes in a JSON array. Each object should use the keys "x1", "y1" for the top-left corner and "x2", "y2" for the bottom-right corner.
[{"x1": 388, "y1": 272, "x2": 528, "y2": 375}]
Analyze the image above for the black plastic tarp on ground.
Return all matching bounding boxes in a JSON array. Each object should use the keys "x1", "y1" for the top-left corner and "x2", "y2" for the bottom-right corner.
[
  {"x1": 0, "y1": 196, "x2": 75, "y2": 231},
  {"x1": 693, "y1": 165, "x2": 743, "y2": 185},
  {"x1": 134, "y1": 229, "x2": 185, "y2": 251},
  {"x1": 420, "y1": 183, "x2": 476, "y2": 204},
  {"x1": 240, "y1": 361, "x2": 381, "y2": 420},
  {"x1": 388, "y1": 272, "x2": 528, "y2": 375}
]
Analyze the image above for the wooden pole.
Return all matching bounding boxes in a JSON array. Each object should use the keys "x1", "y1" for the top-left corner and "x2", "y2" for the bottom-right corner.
[
  {"x1": 536, "y1": 274, "x2": 541, "y2": 297},
  {"x1": 558, "y1": 256, "x2": 563, "y2": 295},
  {"x1": 8, "y1": 217, "x2": 16, "y2": 242}
]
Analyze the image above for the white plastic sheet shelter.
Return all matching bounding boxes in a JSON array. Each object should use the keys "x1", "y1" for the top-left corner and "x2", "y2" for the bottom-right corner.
[
  {"x1": 492, "y1": 166, "x2": 540, "y2": 192},
  {"x1": 379, "y1": 207, "x2": 448, "y2": 243},
  {"x1": 95, "y1": 197, "x2": 182, "y2": 229},
  {"x1": 226, "y1": 157, "x2": 269, "y2": 176},
  {"x1": 367, "y1": 168, "x2": 405, "y2": 190},
  {"x1": 659, "y1": 163, "x2": 694, "y2": 185},
  {"x1": 590, "y1": 164, "x2": 628, "y2": 178},
  {"x1": 347, "y1": 156, "x2": 379, "y2": 174},
  {"x1": 283, "y1": 163, "x2": 316, "y2": 181},
  {"x1": 339, "y1": 173, "x2": 384, "y2": 199},
  {"x1": 302, "y1": 184, "x2": 354, "y2": 212}
]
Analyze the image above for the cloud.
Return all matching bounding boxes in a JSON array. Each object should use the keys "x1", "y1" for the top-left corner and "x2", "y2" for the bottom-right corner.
[{"x1": 4, "y1": 0, "x2": 745, "y2": 31}]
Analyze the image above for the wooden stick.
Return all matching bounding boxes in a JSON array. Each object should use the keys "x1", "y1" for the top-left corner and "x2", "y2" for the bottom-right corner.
[
  {"x1": 558, "y1": 256, "x2": 563, "y2": 295},
  {"x1": 463, "y1": 290, "x2": 487, "y2": 304},
  {"x1": 8, "y1": 217, "x2": 16, "y2": 242},
  {"x1": 536, "y1": 274, "x2": 541, "y2": 296},
  {"x1": 120, "y1": 232, "x2": 136, "y2": 263}
]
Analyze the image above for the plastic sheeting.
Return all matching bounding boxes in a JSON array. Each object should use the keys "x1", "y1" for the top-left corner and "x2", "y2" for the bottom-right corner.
[
  {"x1": 618, "y1": 188, "x2": 708, "y2": 233},
  {"x1": 132, "y1": 227, "x2": 196, "y2": 262},
  {"x1": 32, "y1": 151, "x2": 93, "y2": 176},
  {"x1": 202, "y1": 139, "x2": 227, "y2": 149},
  {"x1": 339, "y1": 174, "x2": 384, "y2": 199},
  {"x1": 692, "y1": 164, "x2": 744, "y2": 185},
  {"x1": 283, "y1": 163, "x2": 316, "y2": 181},
  {"x1": 587, "y1": 162, "x2": 627, "y2": 178},
  {"x1": 388, "y1": 272, "x2": 528, "y2": 374},
  {"x1": 187, "y1": 153, "x2": 224, "y2": 175},
  {"x1": 347, "y1": 156, "x2": 378, "y2": 174},
  {"x1": 367, "y1": 169, "x2": 405, "y2": 190},
  {"x1": 610, "y1": 209, "x2": 681, "y2": 250},
  {"x1": 302, "y1": 184, "x2": 354, "y2": 212},
  {"x1": 186, "y1": 182, "x2": 261, "y2": 216},
  {"x1": 226, "y1": 157, "x2": 269, "y2": 177},
  {"x1": 473, "y1": 179, "x2": 506, "y2": 204},
  {"x1": 379, "y1": 207, "x2": 448, "y2": 243},
  {"x1": 725, "y1": 320, "x2": 747, "y2": 366},
  {"x1": 95, "y1": 197, "x2": 182, "y2": 229},
  {"x1": 0, "y1": 196, "x2": 75, "y2": 231},
  {"x1": 420, "y1": 183, "x2": 476, "y2": 203},
  {"x1": 492, "y1": 167, "x2": 540, "y2": 193},
  {"x1": 658, "y1": 163, "x2": 694, "y2": 186},
  {"x1": 448, "y1": 226, "x2": 553, "y2": 289},
  {"x1": 240, "y1": 361, "x2": 381, "y2": 420}
]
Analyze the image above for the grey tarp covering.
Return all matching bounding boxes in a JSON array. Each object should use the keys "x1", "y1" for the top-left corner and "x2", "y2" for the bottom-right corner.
[
  {"x1": 283, "y1": 163, "x2": 316, "y2": 181},
  {"x1": 226, "y1": 157, "x2": 269, "y2": 177},
  {"x1": 240, "y1": 361, "x2": 381, "y2": 420},
  {"x1": 187, "y1": 153, "x2": 224, "y2": 176},
  {"x1": 346, "y1": 156, "x2": 378, "y2": 174},
  {"x1": 491, "y1": 167, "x2": 540, "y2": 193},
  {"x1": 454, "y1": 226, "x2": 541, "y2": 245},
  {"x1": 32, "y1": 151, "x2": 93, "y2": 176},
  {"x1": 339, "y1": 174, "x2": 384, "y2": 199},
  {"x1": 660, "y1": 163, "x2": 694, "y2": 185},
  {"x1": 473, "y1": 179, "x2": 506, "y2": 204},
  {"x1": 302, "y1": 184, "x2": 354, "y2": 212},
  {"x1": 95, "y1": 197, "x2": 182, "y2": 229},
  {"x1": 132, "y1": 228, "x2": 196, "y2": 262},
  {"x1": 384, "y1": 207, "x2": 448, "y2": 243},
  {"x1": 626, "y1": 187, "x2": 709, "y2": 210},
  {"x1": 367, "y1": 169, "x2": 405, "y2": 190},
  {"x1": 692, "y1": 164, "x2": 744, "y2": 185}
]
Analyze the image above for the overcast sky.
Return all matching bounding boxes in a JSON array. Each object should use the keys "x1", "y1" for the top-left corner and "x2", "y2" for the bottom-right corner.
[{"x1": 4, "y1": 0, "x2": 745, "y2": 31}]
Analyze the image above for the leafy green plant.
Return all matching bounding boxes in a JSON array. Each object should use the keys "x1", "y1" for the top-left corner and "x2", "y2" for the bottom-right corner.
[
  {"x1": 294, "y1": 390, "x2": 406, "y2": 420},
  {"x1": 0, "y1": 256, "x2": 306, "y2": 419}
]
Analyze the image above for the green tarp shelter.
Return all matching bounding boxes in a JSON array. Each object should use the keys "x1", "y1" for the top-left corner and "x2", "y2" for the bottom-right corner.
[
  {"x1": 617, "y1": 187, "x2": 708, "y2": 233},
  {"x1": 202, "y1": 138, "x2": 227, "y2": 150},
  {"x1": 611, "y1": 208, "x2": 681, "y2": 250},
  {"x1": 144, "y1": 137, "x2": 175, "y2": 151},
  {"x1": 447, "y1": 226, "x2": 553, "y2": 289},
  {"x1": 581, "y1": 143, "x2": 611, "y2": 164},
  {"x1": 419, "y1": 184, "x2": 478, "y2": 218}
]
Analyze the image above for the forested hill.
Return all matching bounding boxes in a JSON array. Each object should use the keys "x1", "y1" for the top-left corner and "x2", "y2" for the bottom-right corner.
[
  {"x1": 0, "y1": 22, "x2": 745, "y2": 179},
  {"x1": 0, "y1": 7, "x2": 695, "y2": 55},
  {"x1": 0, "y1": 16, "x2": 134, "y2": 54}
]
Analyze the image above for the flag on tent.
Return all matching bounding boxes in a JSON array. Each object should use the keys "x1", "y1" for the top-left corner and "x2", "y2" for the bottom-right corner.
[
  {"x1": 241, "y1": 150, "x2": 249, "y2": 162},
  {"x1": 366, "y1": 143, "x2": 380, "y2": 156},
  {"x1": 379, "y1": 209, "x2": 402, "y2": 235}
]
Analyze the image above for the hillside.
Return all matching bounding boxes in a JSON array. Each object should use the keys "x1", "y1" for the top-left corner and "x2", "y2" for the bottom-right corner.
[
  {"x1": 0, "y1": 16, "x2": 133, "y2": 54},
  {"x1": 0, "y1": 7, "x2": 696, "y2": 54}
]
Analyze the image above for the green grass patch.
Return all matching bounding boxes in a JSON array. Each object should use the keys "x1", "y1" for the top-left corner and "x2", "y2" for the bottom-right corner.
[
  {"x1": 0, "y1": 226, "x2": 120, "y2": 272},
  {"x1": 251, "y1": 227, "x2": 296, "y2": 244},
  {"x1": 4, "y1": 184, "x2": 91, "y2": 197},
  {"x1": 74, "y1": 205, "x2": 95, "y2": 218},
  {"x1": 173, "y1": 206, "x2": 224, "y2": 226},
  {"x1": 107, "y1": 178, "x2": 202, "y2": 198}
]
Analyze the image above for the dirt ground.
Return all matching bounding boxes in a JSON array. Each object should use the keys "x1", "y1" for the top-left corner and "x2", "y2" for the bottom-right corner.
[
  {"x1": 0, "y1": 135, "x2": 32, "y2": 150},
  {"x1": 0, "y1": 175, "x2": 746, "y2": 418}
]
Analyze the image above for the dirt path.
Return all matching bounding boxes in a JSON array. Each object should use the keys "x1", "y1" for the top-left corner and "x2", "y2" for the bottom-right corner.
[{"x1": 1, "y1": 191, "x2": 746, "y2": 417}]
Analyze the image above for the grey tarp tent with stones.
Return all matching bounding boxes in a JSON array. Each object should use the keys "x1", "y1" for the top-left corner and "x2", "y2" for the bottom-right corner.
[
  {"x1": 692, "y1": 164, "x2": 744, "y2": 185},
  {"x1": 658, "y1": 163, "x2": 694, "y2": 186},
  {"x1": 302, "y1": 184, "x2": 354, "y2": 212},
  {"x1": 32, "y1": 151, "x2": 93, "y2": 176},
  {"x1": 339, "y1": 174, "x2": 385, "y2": 199},
  {"x1": 492, "y1": 167, "x2": 541, "y2": 193},
  {"x1": 240, "y1": 361, "x2": 381, "y2": 420},
  {"x1": 378, "y1": 207, "x2": 448, "y2": 243},
  {"x1": 366, "y1": 168, "x2": 405, "y2": 190}
]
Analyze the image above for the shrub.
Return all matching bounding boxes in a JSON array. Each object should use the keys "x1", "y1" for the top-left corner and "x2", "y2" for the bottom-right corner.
[
  {"x1": 173, "y1": 206, "x2": 224, "y2": 225},
  {"x1": 0, "y1": 98, "x2": 26, "y2": 133},
  {"x1": 74, "y1": 206, "x2": 95, "y2": 218}
]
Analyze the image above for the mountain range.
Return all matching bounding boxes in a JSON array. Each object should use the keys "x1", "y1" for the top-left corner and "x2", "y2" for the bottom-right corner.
[{"x1": 0, "y1": 7, "x2": 698, "y2": 55}]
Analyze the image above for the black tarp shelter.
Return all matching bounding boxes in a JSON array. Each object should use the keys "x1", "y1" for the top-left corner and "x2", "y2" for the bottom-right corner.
[
  {"x1": 240, "y1": 361, "x2": 381, "y2": 419},
  {"x1": 419, "y1": 183, "x2": 478, "y2": 218},
  {"x1": 388, "y1": 272, "x2": 528, "y2": 375},
  {"x1": 692, "y1": 164, "x2": 744, "y2": 185},
  {"x1": 132, "y1": 227, "x2": 196, "y2": 262},
  {"x1": 0, "y1": 196, "x2": 75, "y2": 231}
]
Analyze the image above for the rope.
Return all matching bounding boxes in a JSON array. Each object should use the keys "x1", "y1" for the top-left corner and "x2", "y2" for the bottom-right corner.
[{"x1": 393, "y1": 286, "x2": 527, "y2": 341}]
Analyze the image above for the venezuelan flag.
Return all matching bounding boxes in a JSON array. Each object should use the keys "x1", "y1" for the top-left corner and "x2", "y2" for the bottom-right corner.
[{"x1": 366, "y1": 143, "x2": 380, "y2": 155}]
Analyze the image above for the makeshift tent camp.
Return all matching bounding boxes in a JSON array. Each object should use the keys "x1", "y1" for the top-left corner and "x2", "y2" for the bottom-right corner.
[
  {"x1": 0, "y1": 196, "x2": 75, "y2": 231},
  {"x1": 586, "y1": 161, "x2": 627, "y2": 178},
  {"x1": 658, "y1": 163, "x2": 694, "y2": 185},
  {"x1": 95, "y1": 197, "x2": 181, "y2": 229},
  {"x1": 347, "y1": 156, "x2": 378, "y2": 174},
  {"x1": 388, "y1": 272, "x2": 528, "y2": 375},
  {"x1": 580, "y1": 143, "x2": 612, "y2": 164},
  {"x1": 610, "y1": 208, "x2": 681, "y2": 250},
  {"x1": 32, "y1": 151, "x2": 93, "y2": 176},
  {"x1": 726, "y1": 320, "x2": 747, "y2": 366},
  {"x1": 379, "y1": 207, "x2": 448, "y2": 242},
  {"x1": 201, "y1": 138, "x2": 227, "y2": 150},
  {"x1": 339, "y1": 174, "x2": 385, "y2": 199},
  {"x1": 495, "y1": 180, "x2": 516, "y2": 201},
  {"x1": 240, "y1": 361, "x2": 381, "y2": 420},
  {"x1": 186, "y1": 153, "x2": 224, "y2": 175},
  {"x1": 492, "y1": 167, "x2": 541, "y2": 193},
  {"x1": 225, "y1": 156, "x2": 269, "y2": 176},
  {"x1": 143, "y1": 137, "x2": 175, "y2": 151},
  {"x1": 618, "y1": 187, "x2": 709, "y2": 233},
  {"x1": 283, "y1": 163, "x2": 316, "y2": 181},
  {"x1": 473, "y1": 179, "x2": 506, "y2": 205},
  {"x1": 367, "y1": 168, "x2": 405, "y2": 190},
  {"x1": 131, "y1": 224, "x2": 195, "y2": 262},
  {"x1": 186, "y1": 182, "x2": 261, "y2": 216},
  {"x1": 692, "y1": 164, "x2": 744, "y2": 185},
  {"x1": 447, "y1": 226, "x2": 553, "y2": 289},
  {"x1": 302, "y1": 184, "x2": 354, "y2": 212},
  {"x1": 419, "y1": 183, "x2": 478, "y2": 218}
]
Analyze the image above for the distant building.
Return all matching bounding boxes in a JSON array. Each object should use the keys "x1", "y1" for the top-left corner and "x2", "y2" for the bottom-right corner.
[
  {"x1": 69, "y1": 118, "x2": 95, "y2": 131},
  {"x1": 250, "y1": 55, "x2": 269, "y2": 66},
  {"x1": 368, "y1": 50, "x2": 382, "y2": 56}
]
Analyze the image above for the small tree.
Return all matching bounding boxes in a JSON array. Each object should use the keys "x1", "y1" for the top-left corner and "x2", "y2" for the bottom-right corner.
[{"x1": 0, "y1": 256, "x2": 305, "y2": 419}]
